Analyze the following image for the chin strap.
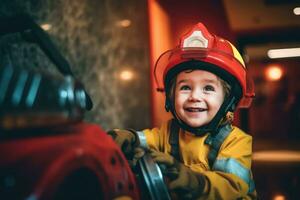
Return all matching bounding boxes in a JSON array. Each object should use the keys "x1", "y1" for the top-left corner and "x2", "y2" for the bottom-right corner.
[{"x1": 169, "y1": 119, "x2": 181, "y2": 161}]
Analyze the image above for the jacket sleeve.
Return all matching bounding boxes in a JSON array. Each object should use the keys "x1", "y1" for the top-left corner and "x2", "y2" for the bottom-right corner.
[
  {"x1": 197, "y1": 129, "x2": 256, "y2": 199},
  {"x1": 137, "y1": 121, "x2": 170, "y2": 151}
]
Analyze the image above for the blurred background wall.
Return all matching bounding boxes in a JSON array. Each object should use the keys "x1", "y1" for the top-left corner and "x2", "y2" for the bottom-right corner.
[
  {"x1": 1, "y1": 0, "x2": 300, "y2": 199},
  {"x1": 0, "y1": 0, "x2": 151, "y2": 130}
]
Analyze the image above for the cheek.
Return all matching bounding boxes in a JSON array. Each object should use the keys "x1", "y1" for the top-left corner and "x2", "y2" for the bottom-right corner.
[
  {"x1": 174, "y1": 93, "x2": 186, "y2": 110},
  {"x1": 209, "y1": 95, "x2": 224, "y2": 109}
]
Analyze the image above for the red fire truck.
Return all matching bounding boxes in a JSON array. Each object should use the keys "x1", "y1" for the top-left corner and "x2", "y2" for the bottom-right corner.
[{"x1": 0, "y1": 15, "x2": 170, "y2": 200}]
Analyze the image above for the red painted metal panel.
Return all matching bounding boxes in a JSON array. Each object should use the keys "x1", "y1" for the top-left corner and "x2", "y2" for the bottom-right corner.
[{"x1": 0, "y1": 122, "x2": 139, "y2": 200}]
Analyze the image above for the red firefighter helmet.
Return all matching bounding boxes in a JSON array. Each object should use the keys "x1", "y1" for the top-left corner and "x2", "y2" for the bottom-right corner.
[{"x1": 154, "y1": 22, "x2": 255, "y2": 135}]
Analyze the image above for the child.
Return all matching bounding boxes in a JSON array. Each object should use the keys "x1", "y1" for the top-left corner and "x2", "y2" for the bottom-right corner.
[{"x1": 108, "y1": 22, "x2": 257, "y2": 199}]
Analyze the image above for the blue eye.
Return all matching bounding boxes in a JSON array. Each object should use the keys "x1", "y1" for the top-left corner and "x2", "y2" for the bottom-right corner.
[{"x1": 180, "y1": 85, "x2": 191, "y2": 90}]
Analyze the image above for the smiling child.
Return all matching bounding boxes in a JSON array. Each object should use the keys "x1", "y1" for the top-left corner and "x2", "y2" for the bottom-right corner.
[{"x1": 108, "y1": 22, "x2": 257, "y2": 199}]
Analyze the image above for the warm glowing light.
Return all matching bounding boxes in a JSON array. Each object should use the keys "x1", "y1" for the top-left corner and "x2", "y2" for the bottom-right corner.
[
  {"x1": 265, "y1": 65, "x2": 283, "y2": 81},
  {"x1": 40, "y1": 23, "x2": 52, "y2": 31},
  {"x1": 273, "y1": 194, "x2": 286, "y2": 200},
  {"x1": 293, "y1": 7, "x2": 300, "y2": 15},
  {"x1": 119, "y1": 70, "x2": 134, "y2": 81},
  {"x1": 253, "y1": 150, "x2": 300, "y2": 162},
  {"x1": 267, "y1": 47, "x2": 300, "y2": 59},
  {"x1": 116, "y1": 19, "x2": 131, "y2": 28}
]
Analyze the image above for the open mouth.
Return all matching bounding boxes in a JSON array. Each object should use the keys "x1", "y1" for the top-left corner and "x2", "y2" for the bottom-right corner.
[{"x1": 185, "y1": 107, "x2": 207, "y2": 112}]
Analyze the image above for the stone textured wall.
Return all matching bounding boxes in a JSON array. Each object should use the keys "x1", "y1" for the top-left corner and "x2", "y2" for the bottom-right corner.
[{"x1": 0, "y1": 0, "x2": 151, "y2": 130}]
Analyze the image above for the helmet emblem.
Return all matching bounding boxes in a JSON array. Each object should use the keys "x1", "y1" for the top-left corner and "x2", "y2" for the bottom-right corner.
[{"x1": 182, "y1": 30, "x2": 208, "y2": 48}]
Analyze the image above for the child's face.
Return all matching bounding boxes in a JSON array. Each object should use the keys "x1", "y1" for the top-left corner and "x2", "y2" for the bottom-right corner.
[{"x1": 174, "y1": 70, "x2": 225, "y2": 128}]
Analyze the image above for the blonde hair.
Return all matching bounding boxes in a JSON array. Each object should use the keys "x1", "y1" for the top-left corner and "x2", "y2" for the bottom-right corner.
[{"x1": 219, "y1": 78, "x2": 234, "y2": 124}]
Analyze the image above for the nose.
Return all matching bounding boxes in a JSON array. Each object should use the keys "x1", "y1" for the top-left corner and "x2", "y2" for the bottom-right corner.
[{"x1": 188, "y1": 88, "x2": 203, "y2": 102}]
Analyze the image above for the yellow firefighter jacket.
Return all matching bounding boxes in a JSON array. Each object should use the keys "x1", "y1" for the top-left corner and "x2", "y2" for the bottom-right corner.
[{"x1": 137, "y1": 119, "x2": 257, "y2": 200}]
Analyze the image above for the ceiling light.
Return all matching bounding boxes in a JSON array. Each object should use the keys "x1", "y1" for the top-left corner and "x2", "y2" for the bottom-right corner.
[
  {"x1": 40, "y1": 23, "x2": 52, "y2": 31},
  {"x1": 265, "y1": 65, "x2": 283, "y2": 81},
  {"x1": 267, "y1": 47, "x2": 300, "y2": 59},
  {"x1": 293, "y1": 7, "x2": 300, "y2": 15}
]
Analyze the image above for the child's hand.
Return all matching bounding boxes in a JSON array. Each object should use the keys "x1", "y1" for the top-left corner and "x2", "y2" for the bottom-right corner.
[
  {"x1": 128, "y1": 147, "x2": 145, "y2": 168},
  {"x1": 107, "y1": 129, "x2": 137, "y2": 156},
  {"x1": 149, "y1": 149, "x2": 175, "y2": 167},
  {"x1": 150, "y1": 149, "x2": 206, "y2": 199},
  {"x1": 168, "y1": 163, "x2": 206, "y2": 199},
  {"x1": 149, "y1": 149, "x2": 179, "y2": 180}
]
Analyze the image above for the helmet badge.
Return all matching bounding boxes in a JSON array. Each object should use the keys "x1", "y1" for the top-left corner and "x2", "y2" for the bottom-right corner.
[{"x1": 182, "y1": 30, "x2": 208, "y2": 48}]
